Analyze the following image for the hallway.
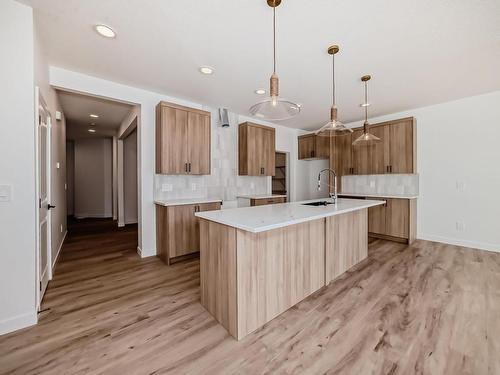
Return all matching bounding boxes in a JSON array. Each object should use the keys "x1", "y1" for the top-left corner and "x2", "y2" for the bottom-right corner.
[{"x1": 0, "y1": 221, "x2": 499, "y2": 374}]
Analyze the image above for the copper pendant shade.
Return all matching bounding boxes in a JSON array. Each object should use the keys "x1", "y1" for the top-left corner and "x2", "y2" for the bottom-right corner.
[
  {"x1": 249, "y1": 0, "x2": 301, "y2": 121},
  {"x1": 352, "y1": 75, "x2": 382, "y2": 146},
  {"x1": 316, "y1": 45, "x2": 353, "y2": 137}
]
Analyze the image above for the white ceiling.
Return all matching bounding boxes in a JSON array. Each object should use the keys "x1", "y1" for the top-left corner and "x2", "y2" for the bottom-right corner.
[
  {"x1": 57, "y1": 90, "x2": 133, "y2": 139},
  {"x1": 25, "y1": 0, "x2": 500, "y2": 130}
]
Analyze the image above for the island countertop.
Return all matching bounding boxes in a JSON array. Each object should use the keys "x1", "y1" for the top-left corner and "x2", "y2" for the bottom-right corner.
[{"x1": 195, "y1": 198, "x2": 385, "y2": 233}]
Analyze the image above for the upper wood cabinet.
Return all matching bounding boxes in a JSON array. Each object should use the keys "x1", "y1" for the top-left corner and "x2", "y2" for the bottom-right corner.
[
  {"x1": 239, "y1": 122, "x2": 275, "y2": 176},
  {"x1": 298, "y1": 134, "x2": 329, "y2": 160},
  {"x1": 155, "y1": 101, "x2": 211, "y2": 175},
  {"x1": 330, "y1": 117, "x2": 416, "y2": 177}
]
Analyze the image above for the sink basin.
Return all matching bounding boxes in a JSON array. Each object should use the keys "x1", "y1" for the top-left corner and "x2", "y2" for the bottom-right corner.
[{"x1": 302, "y1": 201, "x2": 333, "y2": 207}]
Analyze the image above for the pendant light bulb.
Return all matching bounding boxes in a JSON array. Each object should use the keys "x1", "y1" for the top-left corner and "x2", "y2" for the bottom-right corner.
[
  {"x1": 249, "y1": 0, "x2": 301, "y2": 121},
  {"x1": 316, "y1": 45, "x2": 353, "y2": 137},
  {"x1": 352, "y1": 75, "x2": 382, "y2": 146}
]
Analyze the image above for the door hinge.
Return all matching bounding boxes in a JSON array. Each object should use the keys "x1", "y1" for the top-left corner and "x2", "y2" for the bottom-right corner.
[{"x1": 39, "y1": 281, "x2": 42, "y2": 291}]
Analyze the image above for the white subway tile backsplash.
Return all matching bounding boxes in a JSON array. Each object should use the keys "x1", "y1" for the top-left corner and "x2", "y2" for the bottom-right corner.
[{"x1": 341, "y1": 174, "x2": 419, "y2": 196}]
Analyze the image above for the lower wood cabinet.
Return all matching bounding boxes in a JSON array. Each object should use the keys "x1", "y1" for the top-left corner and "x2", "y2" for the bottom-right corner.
[
  {"x1": 367, "y1": 198, "x2": 416, "y2": 244},
  {"x1": 156, "y1": 202, "x2": 221, "y2": 264},
  {"x1": 250, "y1": 197, "x2": 286, "y2": 206}
]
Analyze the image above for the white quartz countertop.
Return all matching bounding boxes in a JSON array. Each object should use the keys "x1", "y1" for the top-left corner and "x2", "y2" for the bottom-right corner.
[
  {"x1": 339, "y1": 192, "x2": 418, "y2": 199},
  {"x1": 195, "y1": 198, "x2": 385, "y2": 233},
  {"x1": 154, "y1": 198, "x2": 222, "y2": 207},
  {"x1": 236, "y1": 194, "x2": 287, "y2": 199}
]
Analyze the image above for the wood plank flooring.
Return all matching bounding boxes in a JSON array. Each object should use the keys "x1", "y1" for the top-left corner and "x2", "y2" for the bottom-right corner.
[{"x1": 1, "y1": 218, "x2": 499, "y2": 374}]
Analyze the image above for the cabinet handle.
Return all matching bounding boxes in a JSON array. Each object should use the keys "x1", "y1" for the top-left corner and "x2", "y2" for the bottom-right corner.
[
  {"x1": 188, "y1": 163, "x2": 192, "y2": 172},
  {"x1": 386, "y1": 165, "x2": 389, "y2": 173},
  {"x1": 390, "y1": 165, "x2": 393, "y2": 173},
  {"x1": 311, "y1": 150, "x2": 315, "y2": 158},
  {"x1": 185, "y1": 163, "x2": 188, "y2": 172}
]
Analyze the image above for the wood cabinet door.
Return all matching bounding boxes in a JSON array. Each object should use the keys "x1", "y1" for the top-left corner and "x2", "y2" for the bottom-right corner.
[
  {"x1": 159, "y1": 106, "x2": 188, "y2": 174},
  {"x1": 389, "y1": 120, "x2": 414, "y2": 173},
  {"x1": 332, "y1": 134, "x2": 352, "y2": 175},
  {"x1": 262, "y1": 128, "x2": 275, "y2": 176},
  {"x1": 385, "y1": 199, "x2": 409, "y2": 238},
  {"x1": 167, "y1": 204, "x2": 198, "y2": 258},
  {"x1": 298, "y1": 135, "x2": 316, "y2": 159},
  {"x1": 246, "y1": 125, "x2": 263, "y2": 175},
  {"x1": 352, "y1": 130, "x2": 371, "y2": 175},
  {"x1": 192, "y1": 202, "x2": 221, "y2": 251},
  {"x1": 187, "y1": 112, "x2": 211, "y2": 175},
  {"x1": 368, "y1": 200, "x2": 387, "y2": 235},
  {"x1": 368, "y1": 125, "x2": 389, "y2": 174},
  {"x1": 315, "y1": 135, "x2": 330, "y2": 159}
]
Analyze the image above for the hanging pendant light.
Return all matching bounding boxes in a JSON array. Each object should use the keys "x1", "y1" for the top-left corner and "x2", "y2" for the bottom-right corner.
[
  {"x1": 249, "y1": 0, "x2": 301, "y2": 121},
  {"x1": 352, "y1": 75, "x2": 381, "y2": 146},
  {"x1": 316, "y1": 45, "x2": 353, "y2": 137}
]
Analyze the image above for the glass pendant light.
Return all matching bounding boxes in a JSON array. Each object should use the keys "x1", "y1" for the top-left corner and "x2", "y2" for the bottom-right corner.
[
  {"x1": 316, "y1": 45, "x2": 353, "y2": 137},
  {"x1": 249, "y1": 0, "x2": 300, "y2": 121},
  {"x1": 352, "y1": 75, "x2": 382, "y2": 146}
]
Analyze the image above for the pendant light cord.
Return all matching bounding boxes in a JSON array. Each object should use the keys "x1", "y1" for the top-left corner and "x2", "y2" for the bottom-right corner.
[
  {"x1": 273, "y1": 5, "x2": 276, "y2": 74},
  {"x1": 364, "y1": 81, "x2": 368, "y2": 122},
  {"x1": 332, "y1": 53, "x2": 336, "y2": 107}
]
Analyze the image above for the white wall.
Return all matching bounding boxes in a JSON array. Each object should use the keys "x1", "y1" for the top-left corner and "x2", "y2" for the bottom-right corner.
[
  {"x1": 66, "y1": 141, "x2": 75, "y2": 216},
  {"x1": 74, "y1": 138, "x2": 113, "y2": 218},
  {"x1": 345, "y1": 90, "x2": 500, "y2": 252},
  {"x1": 34, "y1": 10, "x2": 67, "y2": 269},
  {"x1": 123, "y1": 129, "x2": 138, "y2": 224},
  {"x1": 0, "y1": 0, "x2": 37, "y2": 334}
]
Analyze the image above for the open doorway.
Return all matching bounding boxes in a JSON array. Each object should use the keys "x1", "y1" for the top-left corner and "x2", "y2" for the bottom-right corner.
[{"x1": 58, "y1": 89, "x2": 139, "y2": 247}]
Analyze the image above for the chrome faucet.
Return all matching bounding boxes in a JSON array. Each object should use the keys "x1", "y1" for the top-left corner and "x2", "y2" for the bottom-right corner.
[{"x1": 317, "y1": 168, "x2": 338, "y2": 204}]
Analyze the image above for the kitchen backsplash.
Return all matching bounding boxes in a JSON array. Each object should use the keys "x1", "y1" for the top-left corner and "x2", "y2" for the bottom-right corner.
[
  {"x1": 154, "y1": 109, "x2": 269, "y2": 202},
  {"x1": 341, "y1": 174, "x2": 419, "y2": 196}
]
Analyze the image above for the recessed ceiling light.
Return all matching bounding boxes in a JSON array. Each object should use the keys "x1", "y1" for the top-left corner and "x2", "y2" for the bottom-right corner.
[
  {"x1": 90, "y1": 122, "x2": 96, "y2": 126},
  {"x1": 88, "y1": 129, "x2": 96, "y2": 133},
  {"x1": 360, "y1": 103, "x2": 371, "y2": 107},
  {"x1": 90, "y1": 114, "x2": 99, "y2": 118},
  {"x1": 199, "y1": 66, "x2": 214, "y2": 75},
  {"x1": 95, "y1": 24, "x2": 116, "y2": 38},
  {"x1": 255, "y1": 89, "x2": 266, "y2": 95}
]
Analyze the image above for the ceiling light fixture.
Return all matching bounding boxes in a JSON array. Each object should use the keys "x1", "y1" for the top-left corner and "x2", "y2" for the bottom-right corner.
[
  {"x1": 199, "y1": 66, "x2": 214, "y2": 75},
  {"x1": 88, "y1": 128, "x2": 96, "y2": 133},
  {"x1": 95, "y1": 24, "x2": 116, "y2": 38},
  {"x1": 316, "y1": 45, "x2": 352, "y2": 137},
  {"x1": 255, "y1": 89, "x2": 266, "y2": 95},
  {"x1": 352, "y1": 75, "x2": 382, "y2": 146},
  {"x1": 249, "y1": 0, "x2": 300, "y2": 121},
  {"x1": 89, "y1": 114, "x2": 99, "y2": 118}
]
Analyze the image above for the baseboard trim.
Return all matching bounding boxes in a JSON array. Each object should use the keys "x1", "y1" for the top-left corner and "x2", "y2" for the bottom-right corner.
[
  {"x1": 51, "y1": 230, "x2": 67, "y2": 276},
  {"x1": 0, "y1": 311, "x2": 37, "y2": 336},
  {"x1": 418, "y1": 234, "x2": 500, "y2": 253},
  {"x1": 118, "y1": 221, "x2": 125, "y2": 227},
  {"x1": 74, "y1": 213, "x2": 112, "y2": 219}
]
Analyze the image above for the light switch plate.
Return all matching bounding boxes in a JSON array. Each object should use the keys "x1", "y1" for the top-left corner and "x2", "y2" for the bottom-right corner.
[
  {"x1": 0, "y1": 185, "x2": 12, "y2": 202},
  {"x1": 56, "y1": 162, "x2": 60, "y2": 169}
]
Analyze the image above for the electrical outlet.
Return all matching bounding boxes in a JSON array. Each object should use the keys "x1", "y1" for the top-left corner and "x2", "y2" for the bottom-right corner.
[
  {"x1": 455, "y1": 222, "x2": 465, "y2": 232},
  {"x1": 162, "y1": 184, "x2": 173, "y2": 192},
  {"x1": 456, "y1": 181, "x2": 466, "y2": 192}
]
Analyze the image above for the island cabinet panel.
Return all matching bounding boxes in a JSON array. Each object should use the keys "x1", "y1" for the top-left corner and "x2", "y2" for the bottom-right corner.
[
  {"x1": 367, "y1": 198, "x2": 416, "y2": 244},
  {"x1": 325, "y1": 209, "x2": 368, "y2": 283},
  {"x1": 239, "y1": 122, "x2": 275, "y2": 176},
  {"x1": 236, "y1": 220, "x2": 325, "y2": 339},
  {"x1": 199, "y1": 218, "x2": 325, "y2": 340},
  {"x1": 155, "y1": 101, "x2": 211, "y2": 175}
]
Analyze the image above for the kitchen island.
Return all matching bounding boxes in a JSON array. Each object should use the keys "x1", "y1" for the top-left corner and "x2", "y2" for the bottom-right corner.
[{"x1": 195, "y1": 198, "x2": 385, "y2": 340}]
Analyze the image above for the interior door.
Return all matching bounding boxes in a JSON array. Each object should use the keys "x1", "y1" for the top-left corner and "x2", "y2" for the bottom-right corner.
[{"x1": 37, "y1": 91, "x2": 52, "y2": 307}]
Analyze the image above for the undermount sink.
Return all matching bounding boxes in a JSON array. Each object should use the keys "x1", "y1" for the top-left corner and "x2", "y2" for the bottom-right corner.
[{"x1": 302, "y1": 201, "x2": 333, "y2": 207}]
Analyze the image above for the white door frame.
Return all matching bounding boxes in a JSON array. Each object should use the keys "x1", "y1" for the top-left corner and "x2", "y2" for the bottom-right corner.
[{"x1": 35, "y1": 87, "x2": 53, "y2": 310}]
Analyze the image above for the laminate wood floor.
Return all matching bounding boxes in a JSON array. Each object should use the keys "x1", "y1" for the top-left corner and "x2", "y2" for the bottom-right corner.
[{"x1": 1, "y1": 219, "x2": 499, "y2": 375}]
